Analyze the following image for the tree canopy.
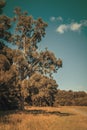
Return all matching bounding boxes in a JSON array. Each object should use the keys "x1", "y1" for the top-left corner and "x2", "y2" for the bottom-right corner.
[{"x1": 0, "y1": 2, "x2": 62, "y2": 110}]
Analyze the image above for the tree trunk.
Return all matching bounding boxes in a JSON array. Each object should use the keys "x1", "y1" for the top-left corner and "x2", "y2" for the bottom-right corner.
[{"x1": 20, "y1": 96, "x2": 25, "y2": 111}]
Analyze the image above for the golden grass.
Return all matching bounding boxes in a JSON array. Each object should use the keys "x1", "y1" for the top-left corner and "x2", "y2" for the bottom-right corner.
[{"x1": 0, "y1": 106, "x2": 87, "y2": 130}]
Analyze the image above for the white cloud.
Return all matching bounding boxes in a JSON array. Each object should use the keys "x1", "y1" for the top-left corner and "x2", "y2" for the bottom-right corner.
[
  {"x1": 50, "y1": 16, "x2": 63, "y2": 22},
  {"x1": 70, "y1": 23, "x2": 82, "y2": 31},
  {"x1": 81, "y1": 20, "x2": 87, "y2": 26},
  {"x1": 57, "y1": 16, "x2": 63, "y2": 22},
  {"x1": 56, "y1": 24, "x2": 68, "y2": 34},
  {"x1": 56, "y1": 19, "x2": 87, "y2": 34},
  {"x1": 50, "y1": 16, "x2": 56, "y2": 22}
]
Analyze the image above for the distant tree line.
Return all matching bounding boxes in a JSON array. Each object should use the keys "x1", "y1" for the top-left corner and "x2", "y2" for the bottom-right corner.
[{"x1": 54, "y1": 89, "x2": 87, "y2": 106}]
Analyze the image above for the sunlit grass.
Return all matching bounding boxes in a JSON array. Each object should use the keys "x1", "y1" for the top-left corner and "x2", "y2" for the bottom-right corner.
[{"x1": 0, "y1": 106, "x2": 87, "y2": 130}]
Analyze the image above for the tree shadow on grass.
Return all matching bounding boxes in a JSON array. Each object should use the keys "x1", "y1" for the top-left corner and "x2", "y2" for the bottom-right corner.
[
  {"x1": 0, "y1": 108, "x2": 75, "y2": 124},
  {"x1": 0, "y1": 108, "x2": 74, "y2": 117},
  {"x1": 0, "y1": 110, "x2": 22, "y2": 124},
  {"x1": 24, "y1": 109, "x2": 74, "y2": 116}
]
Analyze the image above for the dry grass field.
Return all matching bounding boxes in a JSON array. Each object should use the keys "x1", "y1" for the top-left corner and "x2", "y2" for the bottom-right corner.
[{"x1": 0, "y1": 106, "x2": 87, "y2": 130}]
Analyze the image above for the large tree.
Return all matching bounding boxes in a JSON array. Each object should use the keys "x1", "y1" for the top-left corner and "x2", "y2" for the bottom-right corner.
[{"x1": 0, "y1": 2, "x2": 62, "y2": 110}]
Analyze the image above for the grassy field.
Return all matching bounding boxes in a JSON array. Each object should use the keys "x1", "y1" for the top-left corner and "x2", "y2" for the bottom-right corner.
[{"x1": 0, "y1": 106, "x2": 87, "y2": 130}]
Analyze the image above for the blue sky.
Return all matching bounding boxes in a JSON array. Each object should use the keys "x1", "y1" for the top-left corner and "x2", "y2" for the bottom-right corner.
[{"x1": 3, "y1": 0, "x2": 87, "y2": 91}]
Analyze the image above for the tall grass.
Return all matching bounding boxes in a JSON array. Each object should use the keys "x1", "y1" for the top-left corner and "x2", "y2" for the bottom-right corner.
[{"x1": 0, "y1": 106, "x2": 87, "y2": 130}]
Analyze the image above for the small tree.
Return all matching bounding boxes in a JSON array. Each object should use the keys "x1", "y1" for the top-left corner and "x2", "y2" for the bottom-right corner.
[{"x1": 0, "y1": 4, "x2": 62, "y2": 110}]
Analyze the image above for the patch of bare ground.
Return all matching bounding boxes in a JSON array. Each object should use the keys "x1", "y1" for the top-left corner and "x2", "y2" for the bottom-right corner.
[{"x1": 0, "y1": 106, "x2": 87, "y2": 130}]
